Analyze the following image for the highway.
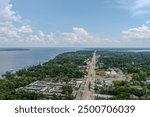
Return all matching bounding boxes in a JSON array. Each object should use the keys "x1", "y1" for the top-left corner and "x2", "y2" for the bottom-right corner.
[{"x1": 81, "y1": 51, "x2": 96, "y2": 100}]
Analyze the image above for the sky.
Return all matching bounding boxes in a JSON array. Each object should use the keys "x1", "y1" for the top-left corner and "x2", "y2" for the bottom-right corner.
[{"x1": 0, "y1": 0, "x2": 150, "y2": 47}]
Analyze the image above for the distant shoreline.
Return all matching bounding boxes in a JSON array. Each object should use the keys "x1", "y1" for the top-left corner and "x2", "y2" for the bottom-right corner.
[
  {"x1": 0, "y1": 47, "x2": 81, "y2": 74},
  {"x1": 0, "y1": 48, "x2": 30, "y2": 51},
  {"x1": 84, "y1": 48, "x2": 150, "y2": 52}
]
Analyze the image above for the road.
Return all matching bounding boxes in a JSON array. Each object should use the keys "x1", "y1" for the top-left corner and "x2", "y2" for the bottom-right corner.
[{"x1": 81, "y1": 51, "x2": 96, "y2": 100}]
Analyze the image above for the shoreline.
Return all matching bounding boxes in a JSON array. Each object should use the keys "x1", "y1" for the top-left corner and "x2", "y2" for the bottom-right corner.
[{"x1": 0, "y1": 47, "x2": 82, "y2": 75}]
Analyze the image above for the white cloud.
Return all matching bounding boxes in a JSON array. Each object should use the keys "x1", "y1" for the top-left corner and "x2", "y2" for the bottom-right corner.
[
  {"x1": 47, "y1": 32, "x2": 55, "y2": 42},
  {"x1": 0, "y1": 23, "x2": 20, "y2": 40},
  {"x1": 0, "y1": 0, "x2": 55, "y2": 46},
  {"x1": 0, "y1": 0, "x2": 21, "y2": 23},
  {"x1": 116, "y1": 0, "x2": 150, "y2": 15},
  {"x1": 18, "y1": 25, "x2": 32, "y2": 33},
  {"x1": 132, "y1": 0, "x2": 150, "y2": 15},
  {"x1": 60, "y1": 27, "x2": 118, "y2": 47},
  {"x1": 62, "y1": 27, "x2": 93, "y2": 45},
  {"x1": 133, "y1": 0, "x2": 150, "y2": 9},
  {"x1": 0, "y1": 0, "x2": 21, "y2": 42},
  {"x1": 146, "y1": 19, "x2": 150, "y2": 24},
  {"x1": 28, "y1": 31, "x2": 54, "y2": 43},
  {"x1": 122, "y1": 25, "x2": 150, "y2": 39}
]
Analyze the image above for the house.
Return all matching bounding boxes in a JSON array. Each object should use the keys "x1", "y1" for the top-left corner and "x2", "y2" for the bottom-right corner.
[
  {"x1": 72, "y1": 90, "x2": 77, "y2": 98},
  {"x1": 94, "y1": 94, "x2": 113, "y2": 100},
  {"x1": 76, "y1": 79, "x2": 83, "y2": 84},
  {"x1": 75, "y1": 83, "x2": 81, "y2": 90}
]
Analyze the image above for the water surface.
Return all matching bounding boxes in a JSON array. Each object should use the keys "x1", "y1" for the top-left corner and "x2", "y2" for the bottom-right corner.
[{"x1": 0, "y1": 47, "x2": 79, "y2": 74}]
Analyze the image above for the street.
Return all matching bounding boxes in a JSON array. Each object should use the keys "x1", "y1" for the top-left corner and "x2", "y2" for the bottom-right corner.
[{"x1": 81, "y1": 51, "x2": 96, "y2": 100}]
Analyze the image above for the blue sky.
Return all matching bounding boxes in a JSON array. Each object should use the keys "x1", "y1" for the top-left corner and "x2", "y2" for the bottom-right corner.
[{"x1": 0, "y1": 0, "x2": 150, "y2": 47}]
